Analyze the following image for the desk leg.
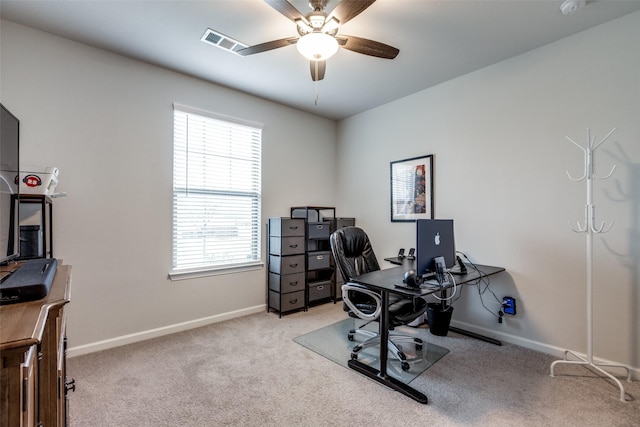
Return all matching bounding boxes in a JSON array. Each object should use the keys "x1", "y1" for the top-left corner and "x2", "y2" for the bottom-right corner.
[
  {"x1": 378, "y1": 290, "x2": 389, "y2": 377},
  {"x1": 347, "y1": 290, "x2": 429, "y2": 404}
]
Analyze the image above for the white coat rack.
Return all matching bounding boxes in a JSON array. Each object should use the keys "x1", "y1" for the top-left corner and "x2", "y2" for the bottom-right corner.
[{"x1": 549, "y1": 128, "x2": 631, "y2": 402}]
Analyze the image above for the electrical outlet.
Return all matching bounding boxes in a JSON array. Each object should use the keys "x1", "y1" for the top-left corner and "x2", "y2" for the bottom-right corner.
[{"x1": 503, "y1": 296, "x2": 516, "y2": 315}]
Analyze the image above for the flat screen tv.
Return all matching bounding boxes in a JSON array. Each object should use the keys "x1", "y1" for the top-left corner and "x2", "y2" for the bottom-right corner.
[{"x1": 0, "y1": 103, "x2": 20, "y2": 264}]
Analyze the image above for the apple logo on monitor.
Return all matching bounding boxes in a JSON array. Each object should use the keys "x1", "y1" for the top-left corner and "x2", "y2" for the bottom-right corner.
[{"x1": 434, "y1": 232, "x2": 440, "y2": 246}]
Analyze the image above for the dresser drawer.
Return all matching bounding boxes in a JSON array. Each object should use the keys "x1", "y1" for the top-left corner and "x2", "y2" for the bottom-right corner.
[
  {"x1": 269, "y1": 254, "x2": 305, "y2": 275},
  {"x1": 269, "y1": 217, "x2": 305, "y2": 237},
  {"x1": 307, "y1": 222, "x2": 331, "y2": 239},
  {"x1": 308, "y1": 280, "x2": 332, "y2": 302},
  {"x1": 269, "y1": 236, "x2": 305, "y2": 255},
  {"x1": 269, "y1": 272, "x2": 305, "y2": 293},
  {"x1": 307, "y1": 251, "x2": 331, "y2": 270},
  {"x1": 269, "y1": 290, "x2": 305, "y2": 312}
]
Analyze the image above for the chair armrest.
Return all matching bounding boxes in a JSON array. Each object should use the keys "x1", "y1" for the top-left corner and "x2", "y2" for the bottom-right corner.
[{"x1": 341, "y1": 283, "x2": 382, "y2": 321}]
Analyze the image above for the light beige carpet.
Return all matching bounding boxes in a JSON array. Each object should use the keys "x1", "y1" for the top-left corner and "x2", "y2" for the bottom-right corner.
[{"x1": 67, "y1": 303, "x2": 639, "y2": 426}]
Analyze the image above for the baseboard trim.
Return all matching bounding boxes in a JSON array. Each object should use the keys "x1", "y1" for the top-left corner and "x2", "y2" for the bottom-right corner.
[
  {"x1": 67, "y1": 304, "x2": 266, "y2": 358},
  {"x1": 450, "y1": 319, "x2": 639, "y2": 380}
]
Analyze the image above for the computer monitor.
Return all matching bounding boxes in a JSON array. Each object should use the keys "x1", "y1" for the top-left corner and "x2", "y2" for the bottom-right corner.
[{"x1": 416, "y1": 219, "x2": 455, "y2": 276}]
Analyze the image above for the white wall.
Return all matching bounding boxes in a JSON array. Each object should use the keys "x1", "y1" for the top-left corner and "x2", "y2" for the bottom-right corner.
[
  {"x1": 0, "y1": 20, "x2": 337, "y2": 353},
  {"x1": 337, "y1": 11, "x2": 640, "y2": 371}
]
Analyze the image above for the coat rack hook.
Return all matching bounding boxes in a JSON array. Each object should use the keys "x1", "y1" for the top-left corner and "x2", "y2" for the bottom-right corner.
[
  {"x1": 565, "y1": 136, "x2": 587, "y2": 181},
  {"x1": 569, "y1": 220, "x2": 587, "y2": 233},
  {"x1": 591, "y1": 127, "x2": 617, "y2": 152},
  {"x1": 597, "y1": 164, "x2": 617, "y2": 180},
  {"x1": 592, "y1": 221, "x2": 613, "y2": 234}
]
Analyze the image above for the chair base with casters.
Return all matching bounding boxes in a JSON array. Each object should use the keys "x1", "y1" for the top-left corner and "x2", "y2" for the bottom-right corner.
[
  {"x1": 348, "y1": 327, "x2": 423, "y2": 372},
  {"x1": 342, "y1": 283, "x2": 426, "y2": 371}
]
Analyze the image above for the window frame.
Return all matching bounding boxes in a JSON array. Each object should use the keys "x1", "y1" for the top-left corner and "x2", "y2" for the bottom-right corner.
[{"x1": 169, "y1": 103, "x2": 263, "y2": 280}]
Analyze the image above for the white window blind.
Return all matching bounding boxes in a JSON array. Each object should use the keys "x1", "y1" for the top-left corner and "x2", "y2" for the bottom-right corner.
[{"x1": 172, "y1": 104, "x2": 262, "y2": 275}]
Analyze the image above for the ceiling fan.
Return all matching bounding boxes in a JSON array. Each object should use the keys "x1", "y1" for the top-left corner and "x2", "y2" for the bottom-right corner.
[{"x1": 236, "y1": 0, "x2": 399, "y2": 81}]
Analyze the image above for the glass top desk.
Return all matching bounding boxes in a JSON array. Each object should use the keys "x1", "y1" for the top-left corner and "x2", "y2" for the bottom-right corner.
[{"x1": 351, "y1": 261, "x2": 505, "y2": 404}]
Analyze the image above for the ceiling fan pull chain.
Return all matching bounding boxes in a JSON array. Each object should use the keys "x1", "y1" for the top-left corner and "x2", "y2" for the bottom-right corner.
[{"x1": 315, "y1": 61, "x2": 319, "y2": 106}]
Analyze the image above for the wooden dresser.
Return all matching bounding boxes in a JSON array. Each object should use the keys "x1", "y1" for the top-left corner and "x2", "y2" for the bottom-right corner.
[{"x1": 0, "y1": 263, "x2": 72, "y2": 427}]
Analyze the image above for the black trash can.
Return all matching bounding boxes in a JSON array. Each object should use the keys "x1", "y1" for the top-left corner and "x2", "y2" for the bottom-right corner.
[{"x1": 426, "y1": 303, "x2": 454, "y2": 336}]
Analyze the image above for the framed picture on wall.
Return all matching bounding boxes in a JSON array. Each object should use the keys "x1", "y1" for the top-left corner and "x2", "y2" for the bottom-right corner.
[{"x1": 390, "y1": 154, "x2": 434, "y2": 222}]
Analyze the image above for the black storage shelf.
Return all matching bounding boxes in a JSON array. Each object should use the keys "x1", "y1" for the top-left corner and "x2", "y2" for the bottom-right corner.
[
  {"x1": 291, "y1": 206, "x2": 336, "y2": 307},
  {"x1": 12, "y1": 194, "x2": 53, "y2": 260},
  {"x1": 267, "y1": 207, "x2": 355, "y2": 316},
  {"x1": 266, "y1": 217, "x2": 307, "y2": 317}
]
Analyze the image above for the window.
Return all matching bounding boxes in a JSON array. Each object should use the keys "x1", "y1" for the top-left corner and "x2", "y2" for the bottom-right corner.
[{"x1": 171, "y1": 104, "x2": 262, "y2": 278}]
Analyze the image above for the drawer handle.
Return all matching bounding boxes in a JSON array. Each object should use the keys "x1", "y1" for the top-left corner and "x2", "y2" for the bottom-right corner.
[
  {"x1": 289, "y1": 281, "x2": 298, "y2": 286},
  {"x1": 289, "y1": 298, "x2": 298, "y2": 304},
  {"x1": 290, "y1": 263, "x2": 298, "y2": 268},
  {"x1": 316, "y1": 255, "x2": 324, "y2": 260},
  {"x1": 316, "y1": 225, "x2": 323, "y2": 229},
  {"x1": 289, "y1": 226, "x2": 299, "y2": 230},
  {"x1": 317, "y1": 285, "x2": 324, "y2": 290},
  {"x1": 289, "y1": 244, "x2": 298, "y2": 248},
  {"x1": 66, "y1": 378, "x2": 76, "y2": 393}
]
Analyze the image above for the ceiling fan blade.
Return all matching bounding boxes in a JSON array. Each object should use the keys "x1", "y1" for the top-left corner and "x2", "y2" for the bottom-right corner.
[
  {"x1": 310, "y1": 60, "x2": 326, "y2": 81},
  {"x1": 236, "y1": 37, "x2": 298, "y2": 56},
  {"x1": 264, "y1": 0, "x2": 305, "y2": 22},
  {"x1": 330, "y1": 0, "x2": 376, "y2": 25},
  {"x1": 337, "y1": 35, "x2": 399, "y2": 59}
]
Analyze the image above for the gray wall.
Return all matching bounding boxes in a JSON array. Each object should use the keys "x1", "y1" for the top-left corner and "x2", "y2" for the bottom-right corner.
[
  {"x1": 336, "y1": 11, "x2": 640, "y2": 371},
  {"x1": 1, "y1": 20, "x2": 337, "y2": 353},
  {"x1": 2, "y1": 9, "x2": 638, "y2": 375}
]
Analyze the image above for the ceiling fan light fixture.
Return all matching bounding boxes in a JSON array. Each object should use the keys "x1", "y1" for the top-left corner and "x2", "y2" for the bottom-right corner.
[
  {"x1": 322, "y1": 17, "x2": 340, "y2": 33},
  {"x1": 295, "y1": 18, "x2": 313, "y2": 34},
  {"x1": 308, "y1": 11, "x2": 327, "y2": 29},
  {"x1": 296, "y1": 32, "x2": 339, "y2": 60}
]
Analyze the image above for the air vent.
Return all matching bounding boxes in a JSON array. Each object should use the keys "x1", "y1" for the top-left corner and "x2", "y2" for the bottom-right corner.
[{"x1": 201, "y1": 29, "x2": 248, "y2": 54}]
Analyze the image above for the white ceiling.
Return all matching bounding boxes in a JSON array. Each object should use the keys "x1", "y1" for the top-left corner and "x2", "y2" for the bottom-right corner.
[{"x1": 2, "y1": 0, "x2": 639, "y2": 120}]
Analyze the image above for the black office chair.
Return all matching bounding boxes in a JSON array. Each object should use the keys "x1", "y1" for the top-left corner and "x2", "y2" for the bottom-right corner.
[{"x1": 330, "y1": 226, "x2": 427, "y2": 371}]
